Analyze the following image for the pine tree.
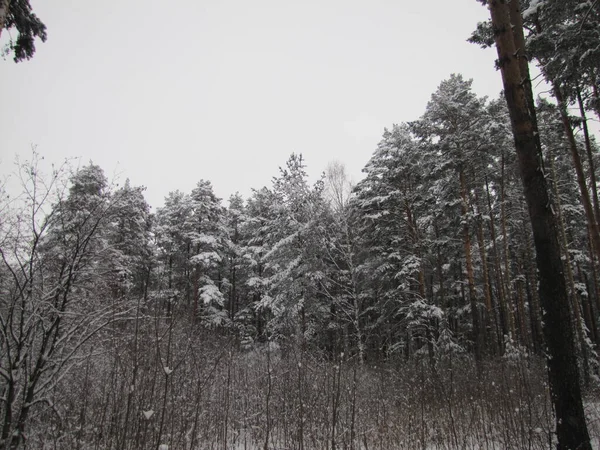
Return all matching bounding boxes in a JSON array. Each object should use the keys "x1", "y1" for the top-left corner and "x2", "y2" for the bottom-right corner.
[
  {"x1": 154, "y1": 190, "x2": 194, "y2": 313},
  {"x1": 253, "y1": 154, "x2": 328, "y2": 342},
  {"x1": 411, "y1": 74, "x2": 492, "y2": 360},
  {"x1": 353, "y1": 124, "x2": 442, "y2": 360},
  {"x1": 487, "y1": 1, "x2": 591, "y2": 448},
  {"x1": 188, "y1": 180, "x2": 227, "y2": 325},
  {"x1": 110, "y1": 180, "x2": 153, "y2": 298},
  {"x1": 0, "y1": 0, "x2": 46, "y2": 61}
]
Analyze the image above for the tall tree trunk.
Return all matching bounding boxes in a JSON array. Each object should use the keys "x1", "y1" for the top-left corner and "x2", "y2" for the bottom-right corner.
[
  {"x1": 474, "y1": 186, "x2": 496, "y2": 354},
  {"x1": 488, "y1": 1, "x2": 591, "y2": 449},
  {"x1": 576, "y1": 85, "x2": 600, "y2": 226},
  {"x1": 522, "y1": 220, "x2": 543, "y2": 353},
  {"x1": 342, "y1": 216, "x2": 365, "y2": 364},
  {"x1": 230, "y1": 263, "x2": 237, "y2": 320},
  {"x1": 592, "y1": 72, "x2": 600, "y2": 124},
  {"x1": 460, "y1": 168, "x2": 482, "y2": 361},
  {"x1": 1, "y1": 378, "x2": 14, "y2": 445},
  {"x1": 577, "y1": 262, "x2": 598, "y2": 346},
  {"x1": 514, "y1": 260, "x2": 530, "y2": 349},
  {"x1": 548, "y1": 143, "x2": 585, "y2": 350},
  {"x1": 404, "y1": 197, "x2": 430, "y2": 356},
  {"x1": 553, "y1": 84, "x2": 600, "y2": 259},
  {"x1": 500, "y1": 153, "x2": 517, "y2": 339},
  {"x1": 485, "y1": 173, "x2": 509, "y2": 345},
  {"x1": 589, "y1": 239, "x2": 600, "y2": 314},
  {"x1": 434, "y1": 219, "x2": 447, "y2": 316}
]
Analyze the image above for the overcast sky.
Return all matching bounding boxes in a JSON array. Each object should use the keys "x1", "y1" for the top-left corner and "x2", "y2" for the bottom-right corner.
[{"x1": 1, "y1": 0, "x2": 503, "y2": 210}]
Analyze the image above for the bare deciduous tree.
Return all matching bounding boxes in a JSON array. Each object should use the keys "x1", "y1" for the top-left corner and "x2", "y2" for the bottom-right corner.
[{"x1": 0, "y1": 154, "x2": 129, "y2": 449}]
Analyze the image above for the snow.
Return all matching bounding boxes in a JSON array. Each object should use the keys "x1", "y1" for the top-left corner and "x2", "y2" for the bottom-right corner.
[
  {"x1": 246, "y1": 276, "x2": 265, "y2": 288},
  {"x1": 523, "y1": 0, "x2": 545, "y2": 19},
  {"x1": 199, "y1": 284, "x2": 225, "y2": 306},
  {"x1": 194, "y1": 233, "x2": 218, "y2": 245},
  {"x1": 190, "y1": 251, "x2": 222, "y2": 266}
]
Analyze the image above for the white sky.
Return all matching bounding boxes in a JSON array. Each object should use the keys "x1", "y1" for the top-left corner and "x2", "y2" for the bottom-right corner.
[{"x1": 1, "y1": 0, "x2": 502, "y2": 210}]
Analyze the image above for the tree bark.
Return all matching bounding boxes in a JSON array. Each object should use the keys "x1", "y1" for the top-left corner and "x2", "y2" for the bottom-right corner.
[
  {"x1": 553, "y1": 84, "x2": 600, "y2": 260},
  {"x1": 576, "y1": 85, "x2": 600, "y2": 227},
  {"x1": 500, "y1": 153, "x2": 517, "y2": 339},
  {"x1": 548, "y1": 142, "x2": 585, "y2": 350},
  {"x1": 523, "y1": 220, "x2": 543, "y2": 352},
  {"x1": 460, "y1": 168, "x2": 483, "y2": 361},
  {"x1": 485, "y1": 172, "x2": 509, "y2": 345},
  {"x1": 474, "y1": 186, "x2": 496, "y2": 353},
  {"x1": 488, "y1": 1, "x2": 591, "y2": 449},
  {"x1": 514, "y1": 261, "x2": 530, "y2": 348}
]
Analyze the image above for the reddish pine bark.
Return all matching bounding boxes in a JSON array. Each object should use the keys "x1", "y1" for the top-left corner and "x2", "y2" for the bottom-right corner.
[{"x1": 488, "y1": 1, "x2": 591, "y2": 448}]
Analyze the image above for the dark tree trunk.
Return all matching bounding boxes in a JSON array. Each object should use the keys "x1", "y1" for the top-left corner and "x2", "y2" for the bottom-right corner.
[
  {"x1": 460, "y1": 168, "x2": 483, "y2": 362},
  {"x1": 576, "y1": 85, "x2": 600, "y2": 227},
  {"x1": 523, "y1": 221, "x2": 543, "y2": 352},
  {"x1": 474, "y1": 184, "x2": 497, "y2": 354},
  {"x1": 548, "y1": 144, "x2": 585, "y2": 350},
  {"x1": 500, "y1": 153, "x2": 516, "y2": 339},
  {"x1": 553, "y1": 84, "x2": 600, "y2": 260},
  {"x1": 485, "y1": 173, "x2": 509, "y2": 346},
  {"x1": 488, "y1": 1, "x2": 591, "y2": 449}
]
